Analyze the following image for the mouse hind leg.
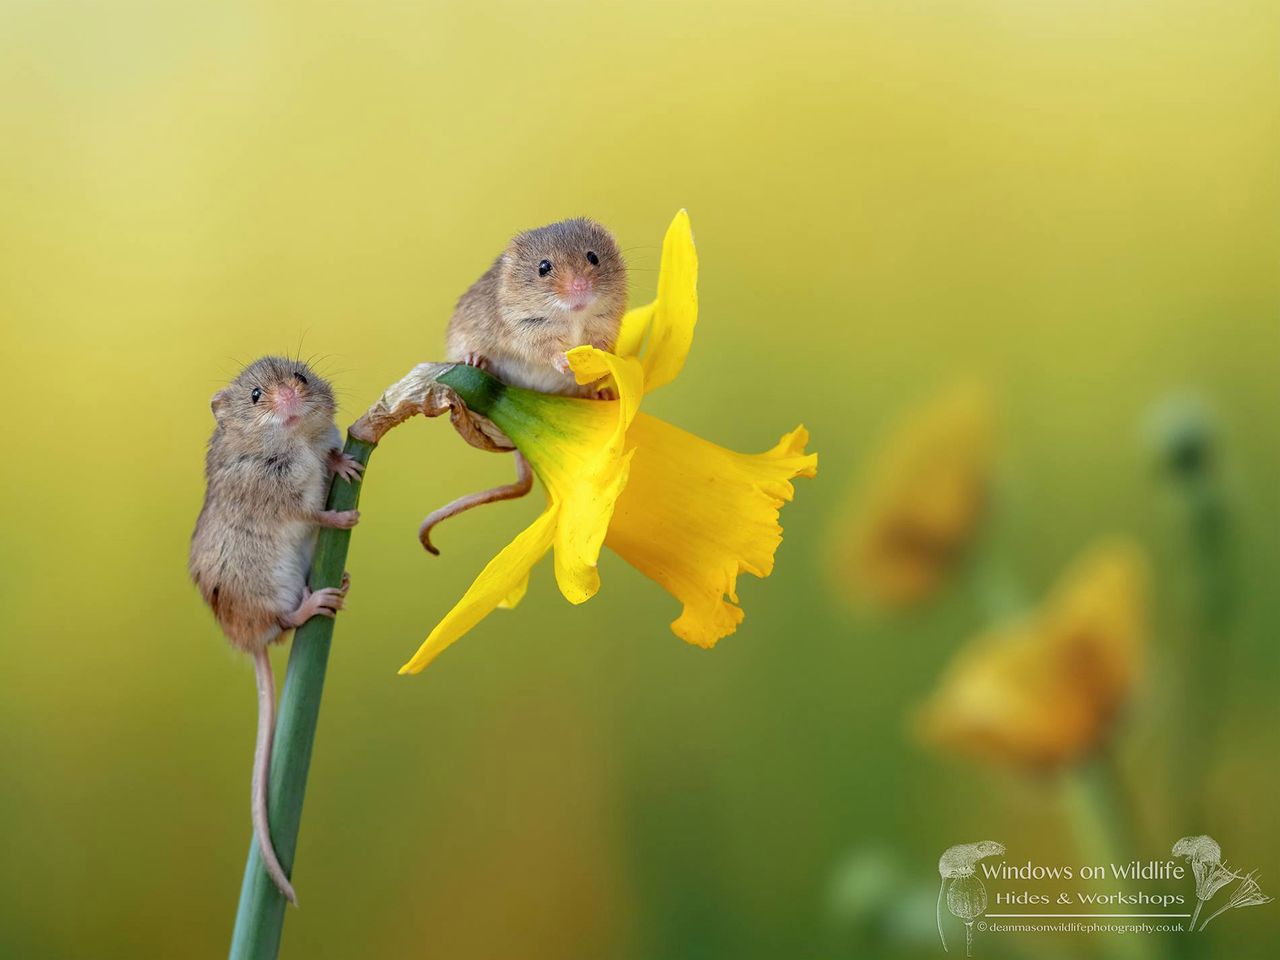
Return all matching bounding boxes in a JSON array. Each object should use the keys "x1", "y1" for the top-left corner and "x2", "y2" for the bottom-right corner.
[{"x1": 419, "y1": 452, "x2": 533, "y2": 555}]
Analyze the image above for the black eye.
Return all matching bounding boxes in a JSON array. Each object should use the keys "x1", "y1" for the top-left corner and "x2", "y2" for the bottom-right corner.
[
  {"x1": 538, "y1": 259, "x2": 552, "y2": 277},
  {"x1": 586, "y1": 251, "x2": 599, "y2": 266},
  {"x1": 294, "y1": 372, "x2": 308, "y2": 385},
  {"x1": 251, "y1": 387, "x2": 262, "y2": 404}
]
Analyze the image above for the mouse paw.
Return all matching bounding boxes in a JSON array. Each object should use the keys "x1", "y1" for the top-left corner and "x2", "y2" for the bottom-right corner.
[
  {"x1": 283, "y1": 585, "x2": 346, "y2": 626},
  {"x1": 460, "y1": 352, "x2": 490, "y2": 371},
  {"x1": 553, "y1": 352, "x2": 573, "y2": 375},
  {"x1": 317, "y1": 509, "x2": 360, "y2": 529},
  {"x1": 329, "y1": 449, "x2": 364, "y2": 483},
  {"x1": 594, "y1": 386, "x2": 618, "y2": 401}
]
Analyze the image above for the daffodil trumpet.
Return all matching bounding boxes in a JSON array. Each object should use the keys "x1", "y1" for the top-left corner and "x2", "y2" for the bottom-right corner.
[{"x1": 384, "y1": 210, "x2": 817, "y2": 674}]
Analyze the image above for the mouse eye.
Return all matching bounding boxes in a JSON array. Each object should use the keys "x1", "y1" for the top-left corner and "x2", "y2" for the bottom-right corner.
[
  {"x1": 294, "y1": 372, "x2": 308, "y2": 385},
  {"x1": 586, "y1": 251, "x2": 599, "y2": 266},
  {"x1": 538, "y1": 259, "x2": 552, "y2": 277},
  {"x1": 250, "y1": 387, "x2": 262, "y2": 404}
]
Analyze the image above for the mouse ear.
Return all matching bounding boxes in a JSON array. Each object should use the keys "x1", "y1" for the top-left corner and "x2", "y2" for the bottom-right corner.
[{"x1": 210, "y1": 390, "x2": 228, "y2": 420}]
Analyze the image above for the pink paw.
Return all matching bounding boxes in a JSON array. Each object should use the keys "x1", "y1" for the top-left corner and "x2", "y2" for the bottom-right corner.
[
  {"x1": 460, "y1": 352, "x2": 489, "y2": 371},
  {"x1": 328, "y1": 449, "x2": 364, "y2": 482},
  {"x1": 288, "y1": 577, "x2": 350, "y2": 625},
  {"x1": 554, "y1": 353, "x2": 573, "y2": 375},
  {"x1": 594, "y1": 386, "x2": 618, "y2": 401},
  {"x1": 318, "y1": 509, "x2": 360, "y2": 529}
]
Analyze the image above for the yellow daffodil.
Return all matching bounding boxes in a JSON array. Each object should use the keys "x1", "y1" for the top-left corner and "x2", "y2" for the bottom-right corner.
[
  {"x1": 831, "y1": 382, "x2": 991, "y2": 609},
  {"x1": 915, "y1": 540, "x2": 1147, "y2": 770},
  {"x1": 400, "y1": 211, "x2": 817, "y2": 673}
]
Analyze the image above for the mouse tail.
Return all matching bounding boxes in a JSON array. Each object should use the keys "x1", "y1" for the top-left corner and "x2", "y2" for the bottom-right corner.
[{"x1": 252, "y1": 647, "x2": 298, "y2": 906}]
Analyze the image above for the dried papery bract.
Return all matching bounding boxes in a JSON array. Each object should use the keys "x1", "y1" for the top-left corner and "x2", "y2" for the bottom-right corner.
[
  {"x1": 349, "y1": 361, "x2": 515, "y2": 451},
  {"x1": 945, "y1": 874, "x2": 988, "y2": 958}
]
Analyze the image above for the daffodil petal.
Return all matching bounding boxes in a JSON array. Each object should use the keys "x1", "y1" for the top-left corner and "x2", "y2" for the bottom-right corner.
[
  {"x1": 615, "y1": 301, "x2": 653, "y2": 359},
  {"x1": 485, "y1": 384, "x2": 636, "y2": 606},
  {"x1": 605, "y1": 416, "x2": 817, "y2": 647},
  {"x1": 641, "y1": 210, "x2": 698, "y2": 393},
  {"x1": 565, "y1": 345, "x2": 644, "y2": 431},
  {"x1": 916, "y1": 539, "x2": 1148, "y2": 770},
  {"x1": 612, "y1": 211, "x2": 697, "y2": 390},
  {"x1": 399, "y1": 504, "x2": 559, "y2": 674},
  {"x1": 544, "y1": 347, "x2": 645, "y2": 603},
  {"x1": 496, "y1": 571, "x2": 530, "y2": 610},
  {"x1": 834, "y1": 381, "x2": 991, "y2": 608}
]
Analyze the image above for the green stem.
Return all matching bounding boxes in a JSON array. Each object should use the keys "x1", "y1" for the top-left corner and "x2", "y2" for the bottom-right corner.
[
  {"x1": 438, "y1": 362, "x2": 505, "y2": 416},
  {"x1": 228, "y1": 434, "x2": 376, "y2": 960},
  {"x1": 1063, "y1": 758, "x2": 1155, "y2": 960},
  {"x1": 1174, "y1": 480, "x2": 1235, "y2": 828}
]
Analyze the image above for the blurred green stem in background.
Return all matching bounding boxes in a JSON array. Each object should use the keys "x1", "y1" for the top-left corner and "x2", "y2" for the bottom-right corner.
[
  {"x1": 228, "y1": 434, "x2": 375, "y2": 960},
  {"x1": 1063, "y1": 754, "x2": 1157, "y2": 960},
  {"x1": 968, "y1": 488, "x2": 1027, "y2": 623},
  {"x1": 1150, "y1": 398, "x2": 1236, "y2": 829}
]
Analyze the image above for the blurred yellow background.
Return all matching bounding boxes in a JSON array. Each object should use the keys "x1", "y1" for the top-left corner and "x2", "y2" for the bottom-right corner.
[{"x1": 1, "y1": 0, "x2": 1277, "y2": 957}]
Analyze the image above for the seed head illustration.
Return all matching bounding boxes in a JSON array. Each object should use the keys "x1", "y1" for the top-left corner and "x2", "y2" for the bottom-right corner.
[
  {"x1": 1198, "y1": 871, "x2": 1273, "y2": 931},
  {"x1": 937, "y1": 841, "x2": 1004, "y2": 954},
  {"x1": 947, "y1": 874, "x2": 989, "y2": 958},
  {"x1": 1173, "y1": 834, "x2": 1236, "y2": 933}
]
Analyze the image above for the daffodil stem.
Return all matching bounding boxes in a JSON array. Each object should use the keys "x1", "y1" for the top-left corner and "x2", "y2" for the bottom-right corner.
[
  {"x1": 438, "y1": 362, "x2": 505, "y2": 417},
  {"x1": 228, "y1": 434, "x2": 375, "y2": 960}
]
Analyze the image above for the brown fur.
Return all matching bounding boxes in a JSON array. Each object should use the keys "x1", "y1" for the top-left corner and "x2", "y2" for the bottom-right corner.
[
  {"x1": 445, "y1": 218, "x2": 627, "y2": 396},
  {"x1": 189, "y1": 356, "x2": 343, "y2": 652}
]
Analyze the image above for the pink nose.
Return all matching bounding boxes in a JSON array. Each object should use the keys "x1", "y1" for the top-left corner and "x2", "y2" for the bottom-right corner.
[
  {"x1": 276, "y1": 386, "x2": 297, "y2": 404},
  {"x1": 569, "y1": 275, "x2": 591, "y2": 295}
]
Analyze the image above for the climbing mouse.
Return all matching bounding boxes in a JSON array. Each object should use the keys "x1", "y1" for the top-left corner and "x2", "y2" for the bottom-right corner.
[{"x1": 189, "y1": 356, "x2": 362, "y2": 905}]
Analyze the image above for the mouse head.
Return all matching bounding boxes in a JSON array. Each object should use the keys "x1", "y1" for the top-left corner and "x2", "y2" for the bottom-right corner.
[
  {"x1": 939, "y1": 841, "x2": 1006, "y2": 878},
  {"x1": 498, "y1": 218, "x2": 627, "y2": 328},
  {"x1": 211, "y1": 356, "x2": 335, "y2": 439}
]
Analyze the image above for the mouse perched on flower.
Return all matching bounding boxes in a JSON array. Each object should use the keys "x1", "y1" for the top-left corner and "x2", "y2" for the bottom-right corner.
[
  {"x1": 445, "y1": 217, "x2": 627, "y2": 396},
  {"x1": 422, "y1": 218, "x2": 628, "y2": 554}
]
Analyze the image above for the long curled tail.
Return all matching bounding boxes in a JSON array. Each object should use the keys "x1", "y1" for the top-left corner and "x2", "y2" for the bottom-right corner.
[{"x1": 252, "y1": 648, "x2": 298, "y2": 906}]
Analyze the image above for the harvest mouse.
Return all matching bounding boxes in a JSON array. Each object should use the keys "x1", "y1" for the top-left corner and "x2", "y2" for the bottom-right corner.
[
  {"x1": 421, "y1": 218, "x2": 627, "y2": 553},
  {"x1": 189, "y1": 356, "x2": 363, "y2": 905},
  {"x1": 445, "y1": 217, "x2": 627, "y2": 396}
]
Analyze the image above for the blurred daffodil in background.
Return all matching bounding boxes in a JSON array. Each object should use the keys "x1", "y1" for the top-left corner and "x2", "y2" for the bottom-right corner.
[
  {"x1": 401, "y1": 212, "x2": 818, "y2": 673},
  {"x1": 917, "y1": 540, "x2": 1154, "y2": 960},
  {"x1": 916, "y1": 540, "x2": 1147, "y2": 771},
  {"x1": 830, "y1": 382, "x2": 992, "y2": 609}
]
